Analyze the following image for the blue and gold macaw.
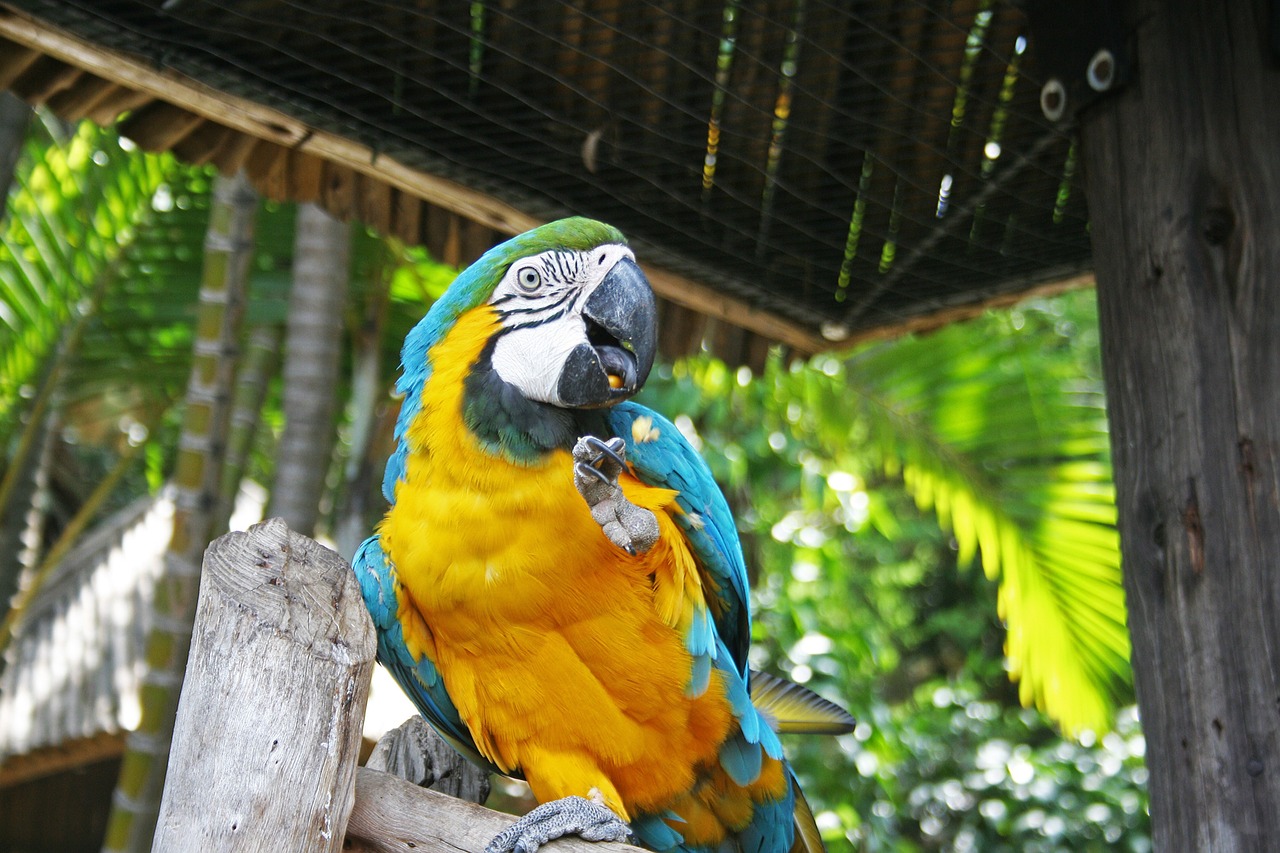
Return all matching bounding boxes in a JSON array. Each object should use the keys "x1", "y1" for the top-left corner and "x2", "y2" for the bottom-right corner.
[{"x1": 353, "y1": 218, "x2": 853, "y2": 853}]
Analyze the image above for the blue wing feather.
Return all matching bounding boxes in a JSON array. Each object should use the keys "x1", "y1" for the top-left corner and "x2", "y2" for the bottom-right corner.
[
  {"x1": 608, "y1": 402, "x2": 790, "y2": 853},
  {"x1": 606, "y1": 402, "x2": 752, "y2": 674},
  {"x1": 352, "y1": 535, "x2": 500, "y2": 774}
]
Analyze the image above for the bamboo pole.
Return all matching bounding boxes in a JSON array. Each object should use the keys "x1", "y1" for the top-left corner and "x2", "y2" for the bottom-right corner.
[{"x1": 102, "y1": 172, "x2": 257, "y2": 853}]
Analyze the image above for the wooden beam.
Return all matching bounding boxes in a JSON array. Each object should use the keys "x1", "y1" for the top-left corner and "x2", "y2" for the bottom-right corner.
[
  {"x1": 832, "y1": 272, "x2": 1096, "y2": 349},
  {"x1": 1078, "y1": 1, "x2": 1280, "y2": 849},
  {"x1": 0, "y1": 7, "x2": 827, "y2": 354},
  {"x1": 0, "y1": 732, "x2": 125, "y2": 789}
]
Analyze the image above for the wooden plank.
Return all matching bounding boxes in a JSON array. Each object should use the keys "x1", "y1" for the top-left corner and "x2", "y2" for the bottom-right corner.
[
  {"x1": 43, "y1": 71, "x2": 114, "y2": 119},
  {"x1": 0, "y1": 39, "x2": 40, "y2": 89},
  {"x1": 0, "y1": 732, "x2": 125, "y2": 789},
  {"x1": 8, "y1": 54, "x2": 80, "y2": 104},
  {"x1": 1078, "y1": 1, "x2": 1280, "y2": 849},
  {"x1": 346, "y1": 767, "x2": 647, "y2": 853},
  {"x1": 84, "y1": 84, "x2": 151, "y2": 125},
  {"x1": 830, "y1": 271, "x2": 1093, "y2": 349},
  {"x1": 207, "y1": 129, "x2": 258, "y2": 174},
  {"x1": 290, "y1": 151, "x2": 326, "y2": 204},
  {"x1": 642, "y1": 264, "x2": 822, "y2": 354},
  {"x1": 172, "y1": 120, "x2": 235, "y2": 167},
  {"x1": 320, "y1": 160, "x2": 358, "y2": 221},
  {"x1": 152, "y1": 519, "x2": 375, "y2": 852},
  {"x1": 117, "y1": 101, "x2": 206, "y2": 152},
  {"x1": 390, "y1": 189, "x2": 422, "y2": 248},
  {"x1": 356, "y1": 171, "x2": 393, "y2": 235}
]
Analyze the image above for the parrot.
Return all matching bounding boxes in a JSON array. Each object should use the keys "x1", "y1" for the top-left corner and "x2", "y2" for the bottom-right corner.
[{"x1": 353, "y1": 217, "x2": 855, "y2": 853}]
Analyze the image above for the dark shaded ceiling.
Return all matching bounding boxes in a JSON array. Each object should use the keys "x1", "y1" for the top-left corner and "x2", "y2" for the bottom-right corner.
[{"x1": 0, "y1": 0, "x2": 1092, "y2": 354}]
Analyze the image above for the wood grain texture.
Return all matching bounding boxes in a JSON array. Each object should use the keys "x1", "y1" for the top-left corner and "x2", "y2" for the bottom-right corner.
[
  {"x1": 346, "y1": 767, "x2": 647, "y2": 853},
  {"x1": 152, "y1": 519, "x2": 376, "y2": 852},
  {"x1": 1079, "y1": 1, "x2": 1280, "y2": 849},
  {"x1": 366, "y1": 715, "x2": 490, "y2": 805}
]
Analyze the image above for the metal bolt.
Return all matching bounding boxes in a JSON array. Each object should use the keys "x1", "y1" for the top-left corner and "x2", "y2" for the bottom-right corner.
[
  {"x1": 1087, "y1": 48, "x2": 1117, "y2": 92},
  {"x1": 1040, "y1": 78, "x2": 1066, "y2": 121}
]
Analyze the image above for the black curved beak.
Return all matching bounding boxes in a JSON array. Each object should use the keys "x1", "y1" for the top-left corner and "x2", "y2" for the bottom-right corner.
[{"x1": 557, "y1": 256, "x2": 658, "y2": 408}]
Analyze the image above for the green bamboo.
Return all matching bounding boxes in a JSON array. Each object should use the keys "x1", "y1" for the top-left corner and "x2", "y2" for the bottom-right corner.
[{"x1": 101, "y1": 172, "x2": 257, "y2": 853}]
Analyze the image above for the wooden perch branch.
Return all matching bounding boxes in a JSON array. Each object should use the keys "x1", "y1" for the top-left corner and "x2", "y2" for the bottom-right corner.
[{"x1": 346, "y1": 767, "x2": 646, "y2": 853}]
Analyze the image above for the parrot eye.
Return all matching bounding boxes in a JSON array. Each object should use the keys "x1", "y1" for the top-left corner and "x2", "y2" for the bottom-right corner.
[{"x1": 516, "y1": 266, "x2": 542, "y2": 292}]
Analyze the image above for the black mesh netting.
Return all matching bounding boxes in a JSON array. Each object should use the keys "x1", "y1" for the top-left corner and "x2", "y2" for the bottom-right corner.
[{"x1": 15, "y1": 0, "x2": 1092, "y2": 341}]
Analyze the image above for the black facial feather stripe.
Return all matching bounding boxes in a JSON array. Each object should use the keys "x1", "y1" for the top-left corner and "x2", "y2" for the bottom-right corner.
[
  {"x1": 499, "y1": 305, "x2": 573, "y2": 333},
  {"x1": 497, "y1": 286, "x2": 576, "y2": 318}
]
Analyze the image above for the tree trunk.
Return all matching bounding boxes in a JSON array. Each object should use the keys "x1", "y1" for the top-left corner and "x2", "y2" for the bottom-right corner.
[
  {"x1": 1079, "y1": 1, "x2": 1280, "y2": 849},
  {"x1": 269, "y1": 202, "x2": 349, "y2": 536},
  {"x1": 334, "y1": 240, "x2": 391, "y2": 561},
  {"x1": 101, "y1": 172, "x2": 257, "y2": 853}
]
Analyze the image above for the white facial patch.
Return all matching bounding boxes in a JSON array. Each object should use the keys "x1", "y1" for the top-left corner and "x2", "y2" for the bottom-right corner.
[{"x1": 487, "y1": 244, "x2": 636, "y2": 405}]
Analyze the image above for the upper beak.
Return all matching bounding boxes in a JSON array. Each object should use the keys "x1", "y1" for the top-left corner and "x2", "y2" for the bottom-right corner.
[{"x1": 557, "y1": 256, "x2": 657, "y2": 407}]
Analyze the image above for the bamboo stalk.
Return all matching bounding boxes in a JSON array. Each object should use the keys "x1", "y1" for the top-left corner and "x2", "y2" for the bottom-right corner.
[{"x1": 101, "y1": 171, "x2": 257, "y2": 853}]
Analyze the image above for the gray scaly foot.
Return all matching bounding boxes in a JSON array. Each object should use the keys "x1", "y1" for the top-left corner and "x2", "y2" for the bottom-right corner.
[
  {"x1": 573, "y1": 435, "x2": 659, "y2": 555},
  {"x1": 485, "y1": 795, "x2": 635, "y2": 853}
]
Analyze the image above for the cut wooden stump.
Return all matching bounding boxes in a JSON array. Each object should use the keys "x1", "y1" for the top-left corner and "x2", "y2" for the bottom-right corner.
[
  {"x1": 366, "y1": 715, "x2": 491, "y2": 804},
  {"x1": 152, "y1": 518, "x2": 375, "y2": 851},
  {"x1": 150, "y1": 518, "x2": 647, "y2": 853}
]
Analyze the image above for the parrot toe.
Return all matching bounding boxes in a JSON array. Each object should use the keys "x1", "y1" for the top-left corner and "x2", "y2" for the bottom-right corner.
[
  {"x1": 573, "y1": 435, "x2": 660, "y2": 555},
  {"x1": 485, "y1": 795, "x2": 635, "y2": 853}
]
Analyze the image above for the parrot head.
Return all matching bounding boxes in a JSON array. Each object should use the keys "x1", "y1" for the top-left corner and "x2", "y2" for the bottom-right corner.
[
  {"x1": 403, "y1": 216, "x2": 657, "y2": 408},
  {"x1": 386, "y1": 218, "x2": 657, "y2": 481},
  {"x1": 483, "y1": 226, "x2": 657, "y2": 409}
]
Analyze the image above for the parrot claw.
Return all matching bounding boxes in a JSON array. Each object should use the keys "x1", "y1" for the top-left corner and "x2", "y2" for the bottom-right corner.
[
  {"x1": 575, "y1": 460, "x2": 613, "y2": 486},
  {"x1": 485, "y1": 795, "x2": 634, "y2": 853},
  {"x1": 582, "y1": 435, "x2": 627, "y2": 469},
  {"x1": 573, "y1": 435, "x2": 660, "y2": 555}
]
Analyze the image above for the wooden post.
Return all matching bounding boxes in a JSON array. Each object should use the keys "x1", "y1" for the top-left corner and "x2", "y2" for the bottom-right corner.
[
  {"x1": 1078, "y1": 1, "x2": 1280, "y2": 849},
  {"x1": 152, "y1": 518, "x2": 375, "y2": 851}
]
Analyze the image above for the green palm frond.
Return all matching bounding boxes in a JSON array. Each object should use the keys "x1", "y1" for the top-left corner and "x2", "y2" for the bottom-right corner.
[
  {"x1": 842, "y1": 300, "x2": 1128, "y2": 735},
  {"x1": 0, "y1": 117, "x2": 174, "y2": 439}
]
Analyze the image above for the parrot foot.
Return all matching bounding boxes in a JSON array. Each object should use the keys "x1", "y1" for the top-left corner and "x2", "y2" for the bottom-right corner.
[
  {"x1": 573, "y1": 435, "x2": 659, "y2": 556},
  {"x1": 485, "y1": 795, "x2": 635, "y2": 853}
]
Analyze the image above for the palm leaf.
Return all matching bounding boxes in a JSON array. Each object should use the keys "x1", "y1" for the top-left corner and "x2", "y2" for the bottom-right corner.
[
  {"x1": 0, "y1": 117, "x2": 174, "y2": 441},
  {"x1": 841, "y1": 299, "x2": 1128, "y2": 735}
]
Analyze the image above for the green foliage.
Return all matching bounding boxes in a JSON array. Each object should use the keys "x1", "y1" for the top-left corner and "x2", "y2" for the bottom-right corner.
[
  {"x1": 845, "y1": 301, "x2": 1128, "y2": 736},
  {"x1": 636, "y1": 291, "x2": 1147, "y2": 849}
]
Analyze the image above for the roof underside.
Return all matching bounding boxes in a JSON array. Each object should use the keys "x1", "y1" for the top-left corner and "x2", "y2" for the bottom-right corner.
[{"x1": 0, "y1": 0, "x2": 1093, "y2": 354}]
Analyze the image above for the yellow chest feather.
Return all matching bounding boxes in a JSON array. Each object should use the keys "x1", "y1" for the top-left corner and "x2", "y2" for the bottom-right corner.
[{"x1": 378, "y1": 307, "x2": 731, "y2": 813}]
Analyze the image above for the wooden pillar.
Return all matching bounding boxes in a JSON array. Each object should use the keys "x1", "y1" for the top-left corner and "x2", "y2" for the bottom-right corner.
[
  {"x1": 1078, "y1": 1, "x2": 1280, "y2": 849},
  {"x1": 152, "y1": 519, "x2": 375, "y2": 851}
]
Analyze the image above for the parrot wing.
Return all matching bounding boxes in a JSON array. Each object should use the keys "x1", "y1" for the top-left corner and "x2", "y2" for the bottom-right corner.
[
  {"x1": 352, "y1": 535, "x2": 504, "y2": 775},
  {"x1": 607, "y1": 401, "x2": 752, "y2": 675}
]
